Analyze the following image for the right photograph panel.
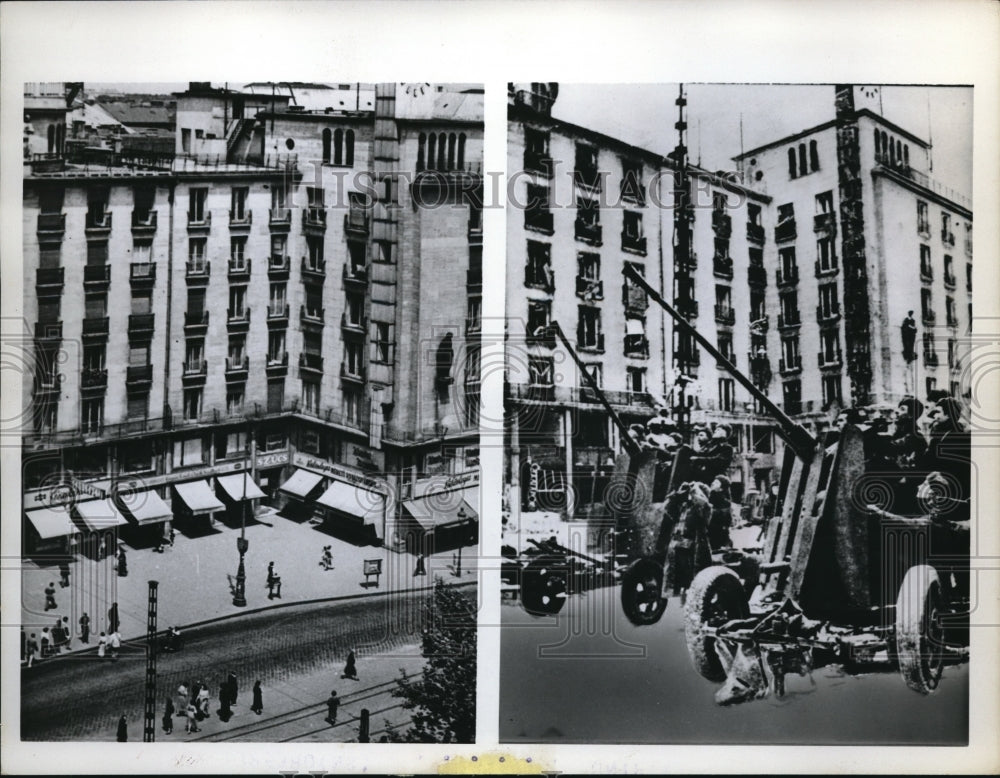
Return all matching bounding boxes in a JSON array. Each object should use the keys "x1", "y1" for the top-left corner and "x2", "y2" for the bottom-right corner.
[{"x1": 500, "y1": 83, "x2": 972, "y2": 744}]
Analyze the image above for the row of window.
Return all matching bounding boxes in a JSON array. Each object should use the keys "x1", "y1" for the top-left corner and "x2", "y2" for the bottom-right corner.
[{"x1": 918, "y1": 201, "x2": 971, "y2": 255}]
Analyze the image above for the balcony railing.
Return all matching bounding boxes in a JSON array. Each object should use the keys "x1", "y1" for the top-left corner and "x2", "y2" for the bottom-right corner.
[
  {"x1": 775, "y1": 218, "x2": 796, "y2": 243},
  {"x1": 344, "y1": 209, "x2": 368, "y2": 234},
  {"x1": 747, "y1": 264, "x2": 767, "y2": 286},
  {"x1": 126, "y1": 364, "x2": 154, "y2": 384},
  {"x1": 84, "y1": 264, "x2": 111, "y2": 286},
  {"x1": 621, "y1": 232, "x2": 646, "y2": 254},
  {"x1": 815, "y1": 259, "x2": 838, "y2": 277},
  {"x1": 623, "y1": 334, "x2": 649, "y2": 358},
  {"x1": 85, "y1": 210, "x2": 112, "y2": 234},
  {"x1": 525, "y1": 325, "x2": 556, "y2": 349},
  {"x1": 813, "y1": 212, "x2": 836, "y2": 233},
  {"x1": 574, "y1": 166, "x2": 602, "y2": 192},
  {"x1": 226, "y1": 355, "x2": 249, "y2": 375},
  {"x1": 182, "y1": 359, "x2": 207, "y2": 377},
  {"x1": 577, "y1": 334, "x2": 605, "y2": 354},
  {"x1": 920, "y1": 264, "x2": 933, "y2": 283},
  {"x1": 186, "y1": 261, "x2": 210, "y2": 282},
  {"x1": 82, "y1": 317, "x2": 110, "y2": 337},
  {"x1": 467, "y1": 266, "x2": 482, "y2": 290},
  {"x1": 677, "y1": 250, "x2": 697, "y2": 271},
  {"x1": 922, "y1": 309, "x2": 936, "y2": 326},
  {"x1": 227, "y1": 307, "x2": 251, "y2": 327},
  {"x1": 81, "y1": 367, "x2": 108, "y2": 390},
  {"x1": 817, "y1": 350, "x2": 843, "y2": 368},
  {"x1": 340, "y1": 361, "x2": 366, "y2": 382},
  {"x1": 187, "y1": 211, "x2": 212, "y2": 231},
  {"x1": 524, "y1": 149, "x2": 553, "y2": 177},
  {"x1": 712, "y1": 211, "x2": 732, "y2": 238},
  {"x1": 576, "y1": 276, "x2": 604, "y2": 301},
  {"x1": 267, "y1": 302, "x2": 289, "y2": 321},
  {"x1": 131, "y1": 209, "x2": 157, "y2": 233},
  {"x1": 746, "y1": 222, "x2": 765, "y2": 244},
  {"x1": 302, "y1": 257, "x2": 327, "y2": 278},
  {"x1": 340, "y1": 313, "x2": 366, "y2": 332},
  {"x1": 35, "y1": 321, "x2": 63, "y2": 340},
  {"x1": 779, "y1": 355, "x2": 803, "y2": 374},
  {"x1": 269, "y1": 207, "x2": 291, "y2": 230},
  {"x1": 816, "y1": 304, "x2": 841, "y2": 323},
  {"x1": 228, "y1": 258, "x2": 251, "y2": 278},
  {"x1": 128, "y1": 313, "x2": 155, "y2": 337},
  {"x1": 266, "y1": 352, "x2": 289, "y2": 373},
  {"x1": 343, "y1": 263, "x2": 368, "y2": 285},
  {"x1": 941, "y1": 229, "x2": 955, "y2": 248},
  {"x1": 943, "y1": 272, "x2": 957, "y2": 289},
  {"x1": 524, "y1": 209, "x2": 554, "y2": 234},
  {"x1": 229, "y1": 209, "x2": 252, "y2": 228},
  {"x1": 184, "y1": 310, "x2": 209, "y2": 330},
  {"x1": 714, "y1": 305, "x2": 736, "y2": 325},
  {"x1": 947, "y1": 314, "x2": 960, "y2": 328},
  {"x1": 37, "y1": 212, "x2": 66, "y2": 236},
  {"x1": 301, "y1": 305, "x2": 325, "y2": 324},
  {"x1": 130, "y1": 263, "x2": 156, "y2": 285},
  {"x1": 776, "y1": 266, "x2": 799, "y2": 287},
  {"x1": 36, "y1": 267, "x2": 65, "y2": 290},
  {"x1": 674, "y1": 297, "x2": 699, "y2": 319},
  {"x1": 34, "y1": 373, "x2": 62, "y2": 394},
  {"x1": 466, "y1": 317, "x2": 481, "y2": 335},
  {"x1": 713, "y1": 256, "x2": 734, "y2": 279},
  {"x1": 575, "y1": 219, "x2": 602, "y2": 245},
  {"x1": 777, "y1": 311, "x2": 801, "y2": 329},
  {"x1": 268, "y1": 254, "x2": 290, "y2": 276},
  {"x1": 924, "y1": 350, "x2": 939, "y2": 367}
]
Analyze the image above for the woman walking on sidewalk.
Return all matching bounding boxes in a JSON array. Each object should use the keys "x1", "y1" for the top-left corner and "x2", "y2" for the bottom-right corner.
[
  {"x1": 162, "y1": 697, "x2": 174, "y2": 735},
  {"x1": 116, "y1": 715, "x2": 127, "y2": 742},
  {"x1": 97, "y1": 631, "x2": 107, "y2": 659},
  {"x1": 251, "y1": 680, "x2": 263, "y2": 715},
  {"x1": 342, "y1": 649, "x2": 359, "y2": 680},
  {"x1": 79, "y1": 612, "x2": 90, "y2": 644}
]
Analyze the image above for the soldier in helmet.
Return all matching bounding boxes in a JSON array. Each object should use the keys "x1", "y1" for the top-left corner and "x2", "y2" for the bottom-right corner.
[{"x1": 689, "y1": 423, "x2": 734, "y2": 485}]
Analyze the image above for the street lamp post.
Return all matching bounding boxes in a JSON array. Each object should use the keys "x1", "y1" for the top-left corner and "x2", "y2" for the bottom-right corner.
[
  {"x1": 453, "y1": 506, "x2": 467, "y2": 577},
  {"x1": 233, "y1": 474, "x2": 249, "y2": 607}
]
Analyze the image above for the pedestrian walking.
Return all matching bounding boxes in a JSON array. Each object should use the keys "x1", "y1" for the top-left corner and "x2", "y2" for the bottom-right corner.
[
  {"x1": 168, "y1": 527, "x2": 177, "y2": 547},
  {"x1": 97, "y1": 536, "x2": 107, "y2": 560},
  {"x1": 79, "y1": 612, "x2": 91, "y2": 643},
  {"x1": 25, "y1": 633, "x2": 39, "y2": 667},
  {"x1": 319, "y1": 545, "x2": 334, "y2": 570},
  {"x1": 197, "y1": 684, "x2": 211, "y2": 720},
  {"x1": 108, "y1": 602, "x2": 120, "y2": 633},
  {"x1": 40, "y1": 627, "x2": 52, "y2": 658},
  {"x1": 227, "y1": 671, "x2": 239, "y2": 706},
  {"x1": 251, "y1": 680, "x2": 263, "y2": 715},
  {"x1": 109, "y1": 630, "x2": 121, "y2": 661},
  {"x1": 176, "y1": 682, "x2": 190, "y2": 711},
  {"x1": 266, "y1": 561, "x2": 282, "y2": 599},
  {"x1": 162, "y1": 697, "x2": 175, "y2": 734},
  {"x1": 44, "y1": 582, "x2": 57, "y2": 611},
  {"x1": 218, "y1": 679, "x2": 232, "y2": 721},
  {"x1": 59, "y1": 559, "x2": 71, "y2": 588},
  {"x1": 117, "y1": 547, "x2": 128, "y2": 577},
  {"x1": 60, "y1": 616, "x2": 72, "y2": 650},
  {"x1": 52, "y1": 618, "x2": 66, "y2": 653},
  {"x1": 341, "y1": 649, "x2": 359, "y2": 681},
  {"x1": 184, "y1": 703, "x2": 200, "y2": 733},
  {"x1": 116, "y1": 715, "x2": 128, "y2": 742},
  {"x1": 413, "y1": 552, "x2": 426, "y2": 576},
  {"x1": 97, "y1": 631, "x2": 107, "y2": 659},
  {"x1": 325, "y1": 690, "x2": 340, "y2": 724}
]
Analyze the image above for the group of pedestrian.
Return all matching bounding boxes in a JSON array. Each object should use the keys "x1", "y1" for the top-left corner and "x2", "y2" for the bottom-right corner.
[
  {"x1": 162, "y1": 673, "x2": 263, "y2": 735},
  {"x1": 154, "y1": 526, "x2": 177, "y2": 554},
  {"x1": 319, "y1": 545, "x2": 334, "y2": 570}
]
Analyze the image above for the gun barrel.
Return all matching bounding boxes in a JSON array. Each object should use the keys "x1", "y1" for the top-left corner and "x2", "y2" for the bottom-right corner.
[{"x1": 623, "y1": 264, "x2": 817, "y2": 459}]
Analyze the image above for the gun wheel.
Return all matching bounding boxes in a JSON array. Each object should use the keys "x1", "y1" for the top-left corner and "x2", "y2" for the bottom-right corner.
[
  {"x1": 895, "y1": 565, "x2": 946, "y2": 694},
  {"x1": 684, "y1": 566, "x2": 749, "y2": 682},
  {"x1": 520, "y1": 556, "x2": 568, "y2": 616},
  {"x1": 620, "y1": 557, "x2": 668, "y2": 625}
]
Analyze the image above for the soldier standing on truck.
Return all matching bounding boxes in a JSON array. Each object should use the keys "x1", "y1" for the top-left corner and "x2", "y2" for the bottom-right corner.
[{"x1": 689, "y1": 423, "x2": 734, "y2": 485}]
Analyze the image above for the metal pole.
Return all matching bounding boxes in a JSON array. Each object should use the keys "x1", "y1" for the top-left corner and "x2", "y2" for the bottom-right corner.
[{"x1": 143, "y1": 580, "x2": 158, "y2": 742}]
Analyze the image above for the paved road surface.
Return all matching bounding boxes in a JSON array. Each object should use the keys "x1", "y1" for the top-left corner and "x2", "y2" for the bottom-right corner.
[{"x1": 499, "y1": 584, "x2": 968, "y2": 745}]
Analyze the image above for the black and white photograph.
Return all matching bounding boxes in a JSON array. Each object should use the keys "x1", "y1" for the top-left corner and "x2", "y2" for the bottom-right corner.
[
  {"x1": 16, "y1": 80, "x2": 482, "y2": 743},
  {"x1": 500, "y1": 82, "x2": 975, "y2": 744}
]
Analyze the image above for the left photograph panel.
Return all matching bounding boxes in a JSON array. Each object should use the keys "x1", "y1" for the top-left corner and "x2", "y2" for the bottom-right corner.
[{"x1": 19, "y1": 81, "x2": 482, "y2": 743}]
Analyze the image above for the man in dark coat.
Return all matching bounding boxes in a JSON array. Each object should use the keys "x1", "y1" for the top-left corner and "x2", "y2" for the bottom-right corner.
[
  {"x1": 116, "y1": 715, "x2": 127, "y2": 742},
  {"x1": 688, "y1": 424, "x2": 734, "y2": 485},
  {"x1": 79, "y1": 612, "x2": 90, "y2": 643},
  {"x1": 44, "y1": 582, "x2": 57, "y2": 611},
  {"x1": 901, "y1": 310, "x2": 918, "y2": 363},
  {"x1": 325, "y1": 690, "x2": 340, "y2": 724},
  {"x1": 59, "y1": 559, "x2": 71, "y2": 588},
  {"x1": 108, "y1": 602, "x2": 120, "y2": 633}
]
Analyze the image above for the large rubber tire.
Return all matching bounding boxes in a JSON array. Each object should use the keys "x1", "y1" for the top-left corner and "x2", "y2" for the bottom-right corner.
[
  {"x1": 620, "y1": 556, "x2": 668, "y2": 626},
  {"x1": 684, "y1": 566, "x2": 750, "y2": 682},
  {"x1": 895, "y1": 564, "x2": 946, "y2": 694},
  {"x1": 520, "y1": 556, "x2": 569, "y2": 616}
]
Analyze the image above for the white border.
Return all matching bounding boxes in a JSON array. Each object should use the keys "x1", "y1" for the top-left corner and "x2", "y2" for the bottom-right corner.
[{"x1": 2, "y1": 1, "x2": 998, "y2": 774}]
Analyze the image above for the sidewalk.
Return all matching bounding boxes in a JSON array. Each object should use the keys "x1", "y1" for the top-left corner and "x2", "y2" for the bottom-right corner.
[
  {"x1": 20, "y1": 507, "x2": 479, "y2": 656},
  {"x1": 108, "y1": 641, "x2": 428, "y2": 743}
]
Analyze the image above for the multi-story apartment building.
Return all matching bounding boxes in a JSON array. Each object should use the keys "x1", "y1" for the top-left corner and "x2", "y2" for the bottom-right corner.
[
  {"x1": 22, "y1": 82, "x2": 483, "y2": 557},
  {"x1": 505, "y1": 83, "x2": 972, "y2": 522}
]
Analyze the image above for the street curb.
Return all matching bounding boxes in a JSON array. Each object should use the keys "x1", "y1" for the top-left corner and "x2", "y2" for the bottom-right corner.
[{"x1": 22, "y1": 577, "x2": 478, "y2": 665}]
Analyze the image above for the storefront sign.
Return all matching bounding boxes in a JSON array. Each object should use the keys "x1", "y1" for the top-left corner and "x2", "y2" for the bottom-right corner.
[
  {"x1": 133, "y1": 460, "x2": 248, "y2": 489},
  {"x1": 256, "y1": 451, "x2": 290, "y2": 469},
  {"x1": 410, "y1": 471, "x2": 479, "y2": 500},
  {"x1": 292, "y1": 453, "x2": 387, "y2": 493},
  {"x1": 23, "y1": 478, "x2": 108, "y2": 509}
]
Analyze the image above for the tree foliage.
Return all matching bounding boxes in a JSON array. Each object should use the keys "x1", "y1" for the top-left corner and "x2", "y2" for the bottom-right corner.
[{"x1": 392, "y1": 578, "x2": 477, "y2": 742}]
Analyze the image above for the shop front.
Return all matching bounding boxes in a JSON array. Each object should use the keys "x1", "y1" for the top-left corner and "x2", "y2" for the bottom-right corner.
[
  {"x1": 398, "y1": 473, "x2": 479, "y2": 555},
  {"x1": 73, "y1": 497, "x2": 129, "y2": 557},
  {"x1": 116, "y1": 488, "x2": 173, "y2": 547},
  {"x1": 215, "y1": 471, "x2": 266, "y2": 526},
  {"x1": 172, "y1": 480, "x2": 225, "y2": 530},
  {"x1": 24, "y1": 504, "x2": 80, "y2": 557}
]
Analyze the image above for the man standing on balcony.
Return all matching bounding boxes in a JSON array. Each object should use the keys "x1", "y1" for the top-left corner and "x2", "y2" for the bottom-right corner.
[{"x1": 901, "y1": 310, "x2": 917, "y2": 363}]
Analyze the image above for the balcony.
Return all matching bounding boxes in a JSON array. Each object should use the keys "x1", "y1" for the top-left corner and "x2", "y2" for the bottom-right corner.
[
  {"x1": 229, "y1": 209, "x2": 252, "y2": 230},
  {"x1": 712, "y1": 256, "x2": 734, "y2": 279},
  {"x1": 340, "y1": 362, "x2": 366, "y2": 383},
  {"x1": 80, "y1": 367, "x2": 108, "y2": 391},
  {"x1": 84, "y1": 264, "x2": 111, "y2": 288},
  {"x1": 947, "y1": 314, "x2": 960, "y2": 329},
  {"x1": 225, "y1": 355, "x2": 249, "y2": 380},
  {"x1": 525, "y1": 325, "x2": 556, "y2": 349},
  {"x1": 467, "y1": 265, "x2": 482, "y2": 291},
  {"x1": 343, "y1": 209, "x2": 368, "y2": 236},
  {"x1": 269, "y1": 207, "x2": 291, "y2": 231},
  {"x1": 817, "y1": 350, "x2": 843, "y2": 369},
  {"x1": 342, "y1": 263, "x2": 368, "y2": 287},
  {"x1": 714, "y1": 305, "x2": 736, "y2": 326},
  {"x1": 227, "y1": 307, "x2": 251, "y2": 330},
  {"x1": 712, "y1": 211, "x2": 732, "y2": 238},
  {"x1": 183, "y1": 310, "x2": 209, "y2": 332},
  {"x1": 621, "y1": 232, "x2": 646, "y2": 254},
  {"x1": 187, "y1": 211, "x2": 212, "y2": 232},
  {"x1": 815, "y1": 259, "x2": 839, "y2": 278},
  {"x1": 776, "y1": 265, "x2": 799, "y2": 287},
  {"x1": 82, "y1": 316, "x2": 110, "y2": 338},
  {"x1": 675, "y1": 351, "x2": 701, "y2": 368},
  {"x1": 576, "y1": 276, "x2": 604, "y2": 301},
  {"x1": 228, "y1": 257, "x2": 251, "y2": 279},
  {"x1": 748, "y1": 352, "x2": 772, "y2": 385},
  {"x1": 746, "y1": 222, "x2": 765, "y2": 244},
  {"x1": 35, "y1": 267, "x2": 65, "y2": 292},
  {"x1": 747, "y1": 264, "x2": 767, "y2": 286},
  {"x1": 126, "y1": 364, "x2": 154, "y2": 386},
  {"x1": 813, "y1": 212, "x2": 836, "y2": 233},
  {"x1": 941, "y1": 230, "x2": 955, "y2": 248},
  {"x1": 777, "y1": 311, "x2": 801, "y2": 329},
  {"x1": 920, "y1": 264, "x2": 933, "y2": 283},
  {"x1": 943, "y1": 272, "x2": 957, "y2": 289},
  {"x1": 84, "y1": 210, "x2": 112, "y2": 237},
  {"x1": 924, "y1": 350, "x2": 939, "y2": 367},
  {"x1": 575, "y1": 219, "x2": 602, "y2": 246},
  {"x1": 468, "y1": 217, "x2": 483, "y2": 244},
  {"x1": 676, "y1": 249, "x2": 698, "y2": 271},
  {"x1": 624, "y1": 334, "x2": 649, "y2": 358},
  {"x1": 35, "y1": 321, "x2": 63, "y2": 341},
  {"x1": 300, "y1": 305, "x2": 325, "y2": 326},
  {"x1": 922, "y1": 309, "x2": 936, "y2": 326},
  {"x1": 268, "y1": 254, "x2": 290, "y2": 278},
  {"x1": 524, "y1": 209, "x2": 554, "y2": 234},
  {"x1": 574, "y1": 166, "x2": 602, "y2": 193},
  {"x1": 267, "y1": 302, "x2": 290, "y2": 323},
  {"x1": 37, "y1": 212, "x2": 66, "y2": 238},
  {"x1": 181, "y1": 359, "x2": 207, "y2": 384},
  {"x1": 299, "y1": 352, "x2": 324, "y2": 375},
  {"x1": 816, "y1": 304, "x2": 841, "y2": 324},
  {"x1": 129, "y1": 263, "x2": 156, "y2": 287},
  {"x1": 266, "y1": 351, "x2": 289, "y2": 376},
  {"x1": 524, "y1": 149, "x2": 553, "y2": 177},
  {"x1": 779, "y1": 355, "x2": 802, "y2": 375},
  {"x1": 749, "y1": 313, "x2": 769, "y2": 332},
  {"x1": 466, "y1": 316, "x2": 481, "y2": 336},
  {"x1": 674, "y1": 297, "x2": 699, "y2": 319},
  {"x1": 128, "y1": 313, "x2": 155, "y2": 339},
  {"x1": 301, "y1": 257, "x2": 326, "y2": 280},
  {"x1": 775, "y1": 218, "x2": 796, "y2": 244},
  {"x1": 577, "y1": 334, "x2": 605, "y2": 354},
  {"x1": 185, "y1": 261, "x2": 210, "y2": 284},
  {"x1": 34, "y1": 373, "x2": 62, "y2": 396},
  {"x1": 783, "y1": 398, "x2": 803, "y2": 416},
  {"x1": 341, "y1": 313, "x2": 366, "y2": 333},
  {"x1": 131, "y1": 209, "x2": 158, "y2": 235}
]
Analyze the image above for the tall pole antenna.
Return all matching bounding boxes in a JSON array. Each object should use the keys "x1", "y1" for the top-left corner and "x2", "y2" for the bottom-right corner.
[{"x1": 927, "y1": 88, "x2": 934, "y2": 173}]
